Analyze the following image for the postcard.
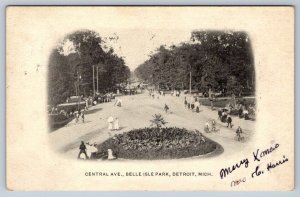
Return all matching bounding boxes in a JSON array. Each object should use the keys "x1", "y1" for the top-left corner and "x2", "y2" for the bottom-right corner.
[{"x1": 6, "y1": 6, "x2": 294, "y2": 191}]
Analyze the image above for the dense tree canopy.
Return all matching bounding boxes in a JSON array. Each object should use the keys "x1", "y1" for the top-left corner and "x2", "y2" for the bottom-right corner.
[
  {"x1": 48, "y1": 30, "x2": 130, "y2": 105},
  {"x1": 134, "y1": 31, "x2": 255, "y2": 96}
]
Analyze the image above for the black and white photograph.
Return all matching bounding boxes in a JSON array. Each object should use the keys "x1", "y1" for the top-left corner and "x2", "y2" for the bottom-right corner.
[
  {"x1": 48, "y1": 29, "x2": 256, "y2": 161},
  {"x1": 6, "y1": 6, "x2": 294, "y2": 191}
]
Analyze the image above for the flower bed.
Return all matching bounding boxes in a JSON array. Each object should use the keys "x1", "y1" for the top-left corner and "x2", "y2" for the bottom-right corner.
[{"x1": 95, "y1": 127, "x2": 219, "y2": 160}]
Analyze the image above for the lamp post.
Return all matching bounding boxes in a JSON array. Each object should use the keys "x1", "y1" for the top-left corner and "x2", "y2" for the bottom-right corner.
[
  {"x1": 92, "y1": 65, "x2": 95, "y2": 97},
  {"x1": 189, "y1": 71, "x2": 192, "y2": 95},
  {"x1": 77, "y1": 71, "x2": 82, "y2": 111},
  {"x1": 96, "y1": 65, "x2": 99, "y2": 94}
]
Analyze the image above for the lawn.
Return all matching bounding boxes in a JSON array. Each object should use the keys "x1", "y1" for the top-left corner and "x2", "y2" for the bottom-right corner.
[
  {"x1": 48, "y1": 114, "x2": 73, "y2": 132},
  {"x1": 198, "y1": 97, "x2": 256, "y2": 108}
]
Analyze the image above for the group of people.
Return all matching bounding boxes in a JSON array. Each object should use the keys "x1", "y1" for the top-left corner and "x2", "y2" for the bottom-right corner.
[
  {"x1": 172, "y1": 90, "x2": 181, "y2": 97},
  {"x1": 78, "y1": 115, "x2": 121, "y2": 160},
  {"x1": 77, "y1": 141, "x2": 98, "y2": 160},
  {"x1": 149, "y1": 89, "x2": 182, "y2": 99},
  {"x1": 238, "y1": 107, "x2": 250, "y2": 120},
  {"x1": 204, "y1": 117, "x2": 243, "y2": 141},
  {"x1": 75, "y1": 110, "x2": 85, "y2": 123},
  {"x1": 204, "y1": 120, "x2": 217, "y2": 132},
  {"x1": 177, "y1": 93, "x2": 245, "y2": 141},
  {"x1": 107, "y1": 116, "x2": 120, "y2": 131},
  {"x1": 49, "y1": 106, "x2": 59, "y2": 114},
  {"x1": 149, "y1": 91, "x2": 161, "y2": 100},
  {"x1": 217, "y1": 108, "x2": 244, "y2": 141},
  {"x1": 95, "y1": 92, "x2": 115, "y2": 103},
  {"x1": 52, "y1": 108, "x2": 85, "y2": 123},
  {"x1": 78, "y1": 140, "x2": 117, "y2": 160},
  {"x1": 225, "y1": 101, "x2": 256, "y2": 121},
  {"x1": 184, "y1": 96, "x2": 201, "y2": 113},
  {"x1": 218, "y1": 108, "x2": 232, "y2": 127},
  {"x1": 159, "y1": 90, "x2": 166, "y2": 96}
]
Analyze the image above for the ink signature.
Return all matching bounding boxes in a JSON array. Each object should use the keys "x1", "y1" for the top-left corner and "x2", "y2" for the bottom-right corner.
[{"x1": 219, "y1": 142, "x2": 289, "y2": 186}]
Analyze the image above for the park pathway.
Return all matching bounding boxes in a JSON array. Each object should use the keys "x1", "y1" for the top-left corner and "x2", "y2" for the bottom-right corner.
[{"x1": 49, "y1": 91, "x2": 255, "y2": 160}]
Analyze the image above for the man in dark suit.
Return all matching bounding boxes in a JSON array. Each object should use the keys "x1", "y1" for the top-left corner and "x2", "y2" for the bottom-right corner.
[{"x1": 78, "y1": 141, "x2": 89, "y2": 159}]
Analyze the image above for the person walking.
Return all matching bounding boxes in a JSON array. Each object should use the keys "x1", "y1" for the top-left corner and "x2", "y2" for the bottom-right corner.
[
  {"x1": 195, "y1": 100, "x2": 200, "y2": 113},
  {"x1": 227, "y1": 115, "x2": 232, "y2": 128},
  {"x1": 78, "y1": 141, "x2": 89, "y2": 159},
  {"x1": 244, "y1": 109, "x2": 249, "y2": 120},
  {"x1": 238, "y1": 107, "x2": 243, "y2": 118},
  {"x1": 191, "y1": 103, "x2": 195, "y2": 111},
  {"x1": 107, "y1": 116, "x2": 114, "y2": 130},
  {"x1": 88, "y1": 143, "x2": 98, "y2": 159},
  {"x1": 81, "y1": 113, "x2": 85, "y2": 123},
  {"x1": 184, "y1": 98, "x2": 188, "y2": 108},
  {"x1": 218, "y1": 108, "x2": 222, "y2": 120},
  {"x1": 75, "y1": 111, "x2": 79, "y2": 123},
  {"x1": 221, "y1": 111, "x2": 227, "y2": 122},
  {"x1": 236, "y1": 126, "x2": 243, "y2": 141},
  {"x1": 190, "y1": 96, "x2": 195, "y2": 111},
  {"x1": 204, "y1": 121, "x2": 210, "y2": 132},
  {"x1": 164, "y1": 104, "x2": 169, "y2": 113},
  {"x1": 196, "y1": 106, "x2": 200, "y2": 113},
  {"x1": 85, "y1": 99, "x2": 89, "y2": 110},
  {"x1": 211, "y1": 120, "x2": 216, "y2": 132},
  {"x1": 113, "y1": 117, "x2": 120, "y2": 130}
]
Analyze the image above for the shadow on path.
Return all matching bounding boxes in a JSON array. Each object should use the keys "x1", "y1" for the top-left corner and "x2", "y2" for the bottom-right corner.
[
  {"x1": 60, "y1": 127, "x2": 106, "y2": 153},
  {"x1": 84, "y1": 108, "x2": 102, "y2": 115}
]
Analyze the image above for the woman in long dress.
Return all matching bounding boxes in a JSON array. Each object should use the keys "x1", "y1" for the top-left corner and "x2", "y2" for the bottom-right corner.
[
  {"x1": 107, "y1": 116, "x2": 114, "y2": 130},
  {"x1": 195, "y1": 101, "x2": 200, "y2": 113},
  {"x1": 114, "y1": 118, "x2": 119, "y2": 130},
  {"x1": 204, "y1": 121, "x2": 210, "y2": 132}
]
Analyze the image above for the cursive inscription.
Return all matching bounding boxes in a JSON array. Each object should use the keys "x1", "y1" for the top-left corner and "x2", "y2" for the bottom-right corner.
[
  {"x1": 231, "y1": 177, "x2": 246, "y2": 187},
  {"x1": 220, "y1": 158, "x2": 249, "y2": 179},
  {"x1": 219, "y1": 142, "x2": 289, "y2": 185},
  {"x1": 253, "y1": 143, "x2": 280, "y2": 162},
  {"x1": 251, "y1": 165, "x2": 264, "y2": 178},
  {"x1": 267, "y1": 155, "x2": 288, "y2": 171}
]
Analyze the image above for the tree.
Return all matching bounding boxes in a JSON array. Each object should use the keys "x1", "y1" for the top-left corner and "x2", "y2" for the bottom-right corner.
[
  {"x1": 134, "y1": 31, "x2": 255, "y2": 96},
  {"x1": 48, "y1": 30, "x2": 130, "y2": 106},
  {"x1": 227, "y1": 76, "x2": 243, "y2": 97},
  {"x1": 150, "y1": 114, "x2": 168, "y2": 128}
]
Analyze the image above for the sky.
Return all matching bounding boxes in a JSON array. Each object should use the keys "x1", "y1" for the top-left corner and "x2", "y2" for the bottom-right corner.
[
  {"x1": 50, "y1": 7, "x2": 249, "y2": 72},
  {"x1": 61, "y1": 28, "x2": 194, "y2": 71},
  {"x1": 101, "y1": 29, "x2": 193, "y2": 71}
]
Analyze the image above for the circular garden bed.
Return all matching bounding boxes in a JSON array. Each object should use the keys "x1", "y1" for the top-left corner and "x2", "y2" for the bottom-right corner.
[{"x1": 95, "y1": 127, "x2": 220, "y2": 160}]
